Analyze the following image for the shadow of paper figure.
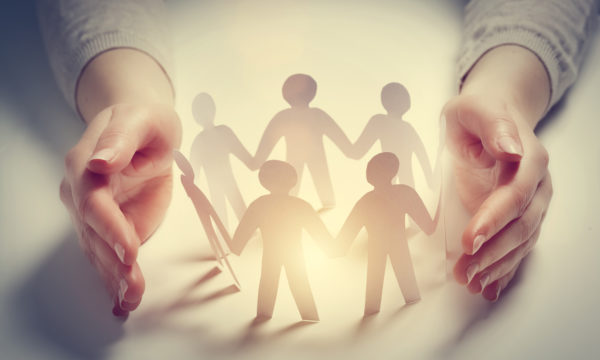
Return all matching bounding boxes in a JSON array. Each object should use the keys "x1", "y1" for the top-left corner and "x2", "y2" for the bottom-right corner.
[
  {"x1": 352, "y1": 83, "x2": 434, "y2": 189},
  {"x1": 336, "y1": 152, "x2": 440, "y2": 316},
  {"x1": 190, "y1": 93, "x2": 256, "y2": 227},
  {"x1": 174, "y1": 150, "x2": 241, "y2": 289},
  {"x1": 253, "y1": 74, "x2": 354, "y2": 210},
  {"x1": 230, "y1": 160, "x2": 334, "y2": 321}
]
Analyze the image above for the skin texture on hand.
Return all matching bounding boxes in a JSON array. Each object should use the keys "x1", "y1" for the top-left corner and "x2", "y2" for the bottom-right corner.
[
  {"x1": 444, "y1": 45, "x2": 553, "y2": 301},
  {"x1": 60, "y1": 49, "x2": 180, "y2": 316}
]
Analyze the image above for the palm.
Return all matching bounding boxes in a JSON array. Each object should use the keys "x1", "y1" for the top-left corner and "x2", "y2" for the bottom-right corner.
[{"x1": 453, "y1": 159, "x2": 496, "y2": 214}]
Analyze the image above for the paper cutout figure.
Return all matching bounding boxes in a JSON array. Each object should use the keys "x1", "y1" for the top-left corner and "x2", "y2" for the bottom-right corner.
[
  {"x1": 336, "y1": 152, "x2": 440, "y2": 316},
  {"x1": 174, "y1": 150, "x2": 241, "y2": 289},
  {"x1": 253, "y1": 74, "x2": 354, "y2": 210},
  {"x1": 352, "y1": 83, "x2": 434, "y2": 189},
  {"x1": 190, "y1": 93, "x2": 256, "y2": 226},
  {"x1": 230, "y1": 160, "x2": 334, "y2": 321}
]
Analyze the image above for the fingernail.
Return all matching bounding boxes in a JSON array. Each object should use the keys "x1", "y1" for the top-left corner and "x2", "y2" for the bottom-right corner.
[
  {"x1": 497, "y1": 136, "x2": 523, "y2": 157},
  {"x1": 466, "y1": 263, "x2": 479, "y2": 283},
  {"x1": 493, "y1": 286, "x2": 501, "y2": 302},
  {"x1": 472, "y1": 234, "x2": 486, "y2": 253},
  {"x1": 90, "y1": 148, "x2": 116, "y2": 163},
  {"x1": 118, "y1": 279, "x2": 128, "y2": 305},
  {"x1": 114, "y1": 243, "x2": 126, "y2": 264},
  {"x1": 479, "y1": 273, "x2": 490, "y2": 289}
]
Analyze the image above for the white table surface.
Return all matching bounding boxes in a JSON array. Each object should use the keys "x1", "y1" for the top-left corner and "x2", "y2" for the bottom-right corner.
[{"x1": 1, "y1": 1, "x2": 599, "y2": 359}]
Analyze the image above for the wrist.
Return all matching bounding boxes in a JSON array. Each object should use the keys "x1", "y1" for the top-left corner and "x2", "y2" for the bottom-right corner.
[
  {"x1": 76, "y1": 48, "x2": 174, "y2": 124},
  {"x1": 460, "y1": 45, "x2": 550, "y2": 130}
]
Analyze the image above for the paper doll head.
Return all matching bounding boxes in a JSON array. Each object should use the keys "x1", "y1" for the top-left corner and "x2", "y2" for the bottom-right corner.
[
  {"x1": 366, "y1": 152, "x2": 399, "y2": 188},
  {"x1": 259, "y1": 160, "x2": 298, "y2": 194},
  {"x1": 381, "y1": 82, "x2": 410, "y2": 116},
  {"x1": 282, "y1": 74, "x2": 317, "y2": 107},
  {"x1": 192, "y1": 92, "x2": 216, "y2": 128}
]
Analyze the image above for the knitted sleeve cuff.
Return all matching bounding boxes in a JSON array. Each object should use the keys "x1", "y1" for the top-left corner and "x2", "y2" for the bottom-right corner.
[
  {"x1": 65, "y1": 31, "x2": 175, "y2": 114},
  {"x1": 457, "y1": 28, "x2": 562, "y2": 114}
]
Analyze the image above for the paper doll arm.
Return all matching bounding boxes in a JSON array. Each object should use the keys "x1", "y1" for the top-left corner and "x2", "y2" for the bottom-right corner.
[
  {"x1": 181, "y1": 174, "x2": 201, "y2": 199},
  {"x1": 404, "y1": 187, "x2": 438, "y2": 235},
  {"x1": 231, "y1": 202, "x2": 259, "y2": 255},
  {"x1": 410, "y1": 127, "x2": 434, "y2": 189},
  {"x1": 224, "y1": 126, "x2": 256, "y2": 171},
  {"x1": 335, "y1": 202, "x2": 365, "y2": 256},
  {"x1": 254, "y1": 114, "x2": 284, "y2": 167},
  {"x1": 320, "y1": 110, "x2": 354, "y2": 158},
  {"x1": 303, "y1": 205, "x2": 335, "y2": 256},
  {"x1": 351, "y1": 117, "x2": 379, "y2": 160}
]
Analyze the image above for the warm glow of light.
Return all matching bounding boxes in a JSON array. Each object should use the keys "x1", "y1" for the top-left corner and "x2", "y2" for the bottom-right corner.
[{"x1": 143, "y1": 0, "x2": 458, "y2": 351}]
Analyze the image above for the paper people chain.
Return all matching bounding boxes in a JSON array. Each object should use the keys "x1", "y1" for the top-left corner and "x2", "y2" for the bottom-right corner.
[{"x1": 177, "y1": 74, "x2": 442, "y2": 320}]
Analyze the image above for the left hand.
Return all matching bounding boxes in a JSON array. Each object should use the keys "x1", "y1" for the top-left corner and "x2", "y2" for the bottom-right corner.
[{"x1": 445, "y1": 93, "x2": 552, "y2": 301}]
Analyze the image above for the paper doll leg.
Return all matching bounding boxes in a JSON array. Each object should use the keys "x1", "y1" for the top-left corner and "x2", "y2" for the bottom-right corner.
[
  {"x1": 365, "y1": 253, "x2": 387, "y2": 316},
  {"x1": 284, "y1": 258, "x2": 319, "y2": 321},
  {"x1": 257, "y1": 259, "x2": 282, "y2": 318},
  {"x1": 307, "y1": 158, "x2": 335, "y2": 208},
  {"x1": 198, "y1": 214, "x2": 223, "y2": 262},
  {"x1": 389, "y1": 242, "x2": 420, "y2": 304},
  {"x1": 208, "y1": 180, "x2": 228, "y2": 226}
]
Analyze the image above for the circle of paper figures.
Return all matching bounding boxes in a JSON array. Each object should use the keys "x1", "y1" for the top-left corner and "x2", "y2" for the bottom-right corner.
[{"x1": 174, "y1": 74, "x2": 442, "y2": 321}]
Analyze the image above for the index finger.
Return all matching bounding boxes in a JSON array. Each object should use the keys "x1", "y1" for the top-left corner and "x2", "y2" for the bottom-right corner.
[
  {"x1": 77, "y1": 175, "x2": 139, "y2": 265},
  {"x1": 462, "y1": 148, "x2": 548, "y2": 254}
]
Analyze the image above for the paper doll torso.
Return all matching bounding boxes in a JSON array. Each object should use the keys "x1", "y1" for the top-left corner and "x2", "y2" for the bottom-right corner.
[
  {"x1": 274, "y1": 107, "x2": 327, "y2": 158},
  {"x1": 358, "y1": 185, "x2": 414, "y2": 252},
  {"x1": 190, "y1": 126, "x2": 235, "y2": 176},
  {"x1": 372, "y1": 115, "x2": 418, "y2": 185},
  {"x1": 250, "y1": 194, "x2": 315, "y2": 259}
]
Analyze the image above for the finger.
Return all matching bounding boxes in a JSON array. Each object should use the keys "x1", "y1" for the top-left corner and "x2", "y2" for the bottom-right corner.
[
  {"x1": 444, "y1": 95, "x2": 523, "y2": 167},
  {"x1": 65, "y1": 147, "x2": 140, "y2": 265},
  {"x1": 462, "y1": 152, "x2": 549, "y2": 254},
  {"x1": 454, "y1": 174, "x2": 552, "y2": 283},
  {"x1": 482, "y1": 265, "x2": 519, "y2": 302},
  {"x1": 87, "y1": 105, "x2": 179, "y2": 176},
  {"x1": 112, "y1": 303, "x2": 130, "y2": 318},
  {"x1": 86, "y1": 225, "x2": 145, "y2": 310},
  {"x1": 60, "y1": 179, "x2": 101, "y2": 266},
  {"x1": 78, "y1": 181, "x2": 139, "y2": 265},
  {"x1": 466, "y1": 227, "x2": 539, "y2": 294}
]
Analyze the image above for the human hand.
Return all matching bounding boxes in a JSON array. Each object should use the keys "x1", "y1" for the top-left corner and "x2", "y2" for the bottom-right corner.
[
  {"x1": 60, "y1": 103, "x2": 181, "y2": 316},
  {"x1": 444, "y1": 93, "x2": 552, "y2": 301}
]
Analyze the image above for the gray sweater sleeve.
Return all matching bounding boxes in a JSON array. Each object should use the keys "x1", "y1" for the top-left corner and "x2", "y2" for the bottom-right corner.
[
  {"x1": 458, "y1": 0, "x2": 598, "y2": 111},
  {"x1": 37, "y1": 0, "x2": 173, "y2": 112}
]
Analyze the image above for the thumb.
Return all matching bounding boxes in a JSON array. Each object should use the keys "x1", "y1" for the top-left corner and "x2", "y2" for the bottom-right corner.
[
  {"x1": 87, "y1": 105, "x2": 179, "y2": 174},
  {"x1": 478, "y1": 115, "x2": 523, "y2": 162}
]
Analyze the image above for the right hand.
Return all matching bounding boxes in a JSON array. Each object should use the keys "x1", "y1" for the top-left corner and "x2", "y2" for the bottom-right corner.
[{"x1": 60, "y1": 103, "x2": 181, "y2": 316}]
